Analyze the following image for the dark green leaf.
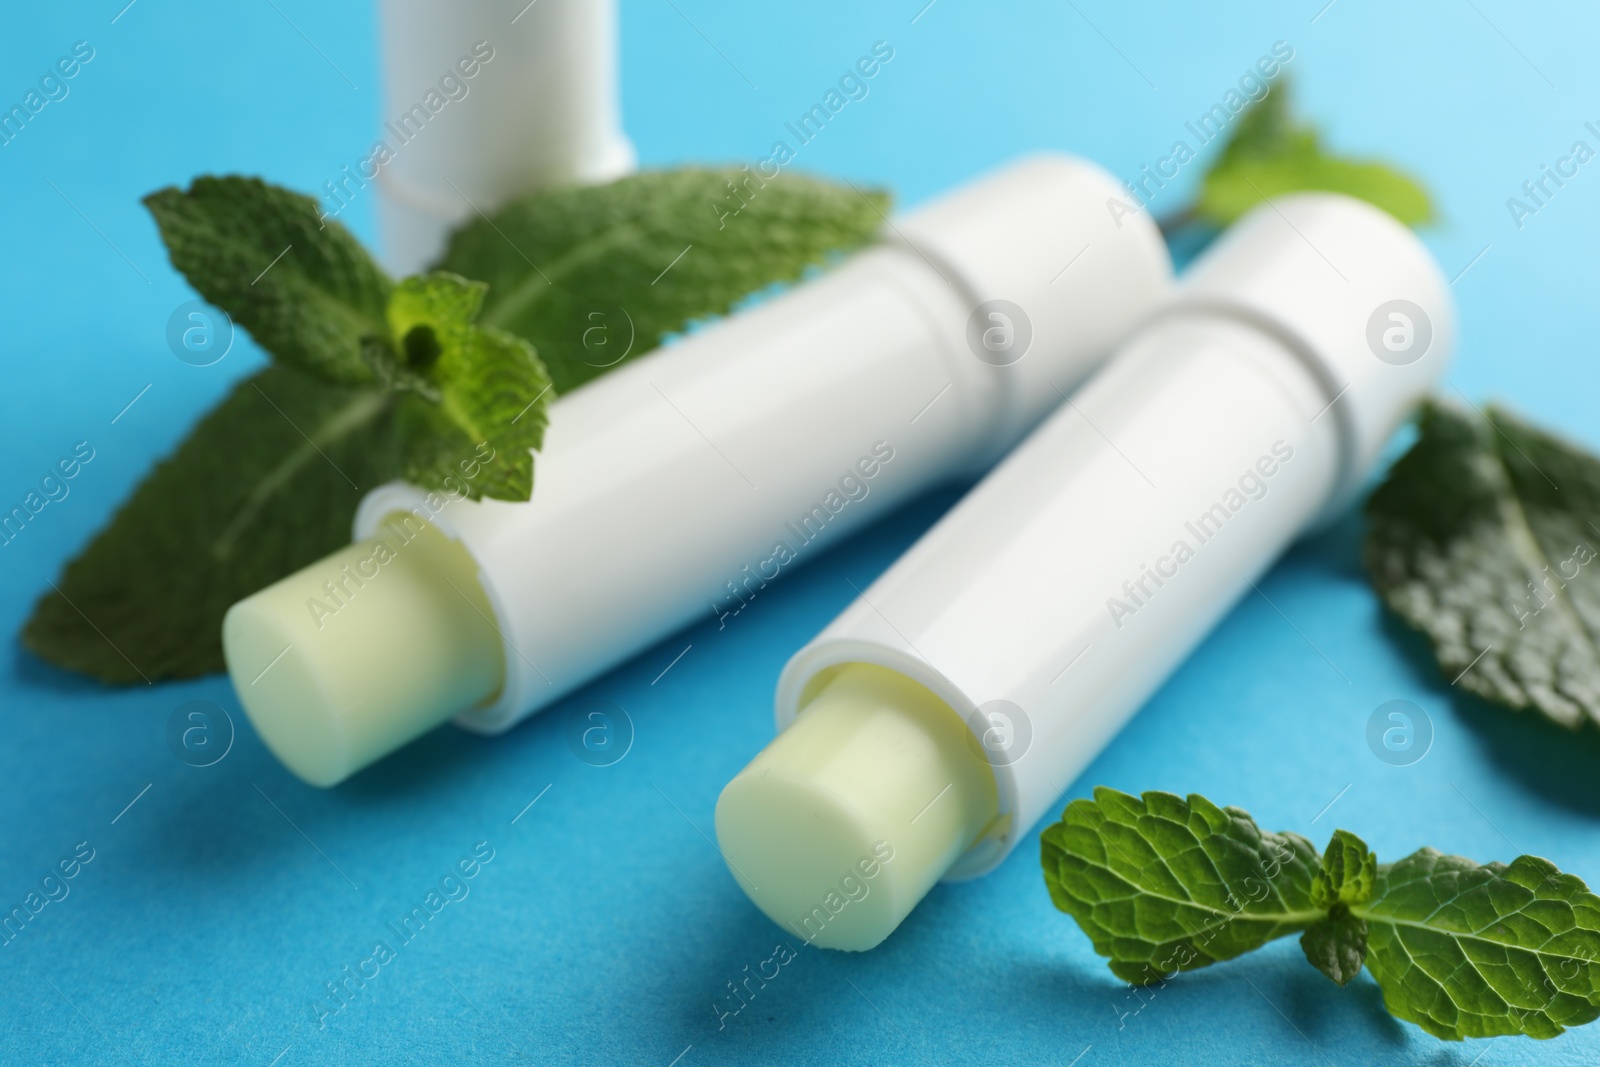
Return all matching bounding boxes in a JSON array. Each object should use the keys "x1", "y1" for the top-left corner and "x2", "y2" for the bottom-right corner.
[
  {"x1": 1365, "y1": 400, "x2": 1600, "y2": 728},
  {"x1": 1355, "y1": 850, "x2": 1600, "y2": 1039},
  {"x1": 23, "y1": 366, "x2": 395, "y2": 681},
  {"x1": 1300, "y1": 909, "x2": 1368, "y2": 987},
  {"x1": 435, "y1": 168, "x2": 888, "y2": 393},
  {"x1": 1196, "y1": 79, "x2": 1434, "y2": 228},
  {"x1": 1039, "y1": 787, "x2": 1322, "y2": 984},
  {"x1": 144, "y1": 175, "x2": 392, "y2": 385}
]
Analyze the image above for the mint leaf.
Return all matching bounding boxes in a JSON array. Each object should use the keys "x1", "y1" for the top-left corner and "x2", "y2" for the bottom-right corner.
[
  {"x1": 1357, "y1": 850, "x2": 1600, "y2": 1039},
  {"x1": 22, "y1": 366, "x2": 395, "y2": 681},
  {"x1": 144, "y1": 176, "x2": 392, "y2": 385},
  {"x1": 1300, "y1": 909, "x2": 1368, "y2": 987},
  {"x1": 1300, "y1": 830, "x2": 1375, "y2": 986},
  {"x1": 1365, "y1": 400, "x2": 1600, "y2": 729},
  {"x1": 1312, "y1": 828, "x2": 1377, "y2": 909},
  {"x1": 1042, "y1": 791, "x2": 1600, "y2": 1040},
  {"x1": 1195, "y1": 79, "x2": 1434, "y2": 228},
  {"x1": 435, "y1": 168, "x2": 888, "y2": 393},
  {"x1": 376, "y1": 273, "x2": 551, "y2": 501},
  {"x1": 1039, "y1": 787, "x2": 1322, "y2": 984}
]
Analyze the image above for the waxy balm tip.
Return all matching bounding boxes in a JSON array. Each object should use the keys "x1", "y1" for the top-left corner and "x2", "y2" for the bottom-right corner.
[
  {"x1": 222, "y1": 516, "x2": 503, "y2": 787},
  {"x1": 715, "y1": 664, "x2": 996, "y2": 951}
]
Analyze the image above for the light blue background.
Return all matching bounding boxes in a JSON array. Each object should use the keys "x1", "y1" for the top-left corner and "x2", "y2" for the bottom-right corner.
[{"x1": 3, "y1": 1, "x2": 1598, "y2": 1063}]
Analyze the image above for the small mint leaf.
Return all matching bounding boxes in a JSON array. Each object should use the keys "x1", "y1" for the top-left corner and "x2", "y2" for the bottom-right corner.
[
  {"x1": 359, "y1": 335, "x2": 439, "y2": 401},
  {"x1": 1039, "y1": 788, "x2": 1322, "y2": 984},
  {"x1": 436, "y1": 168, "x2": 888, "y2": 393},
  {"x1": 1300, "y1": 907, "x2": 1368, "y2": 987},
  {"x1": 383, "y1": 272, "x2": 552, "y2": 502},
  {"x1": 1312, "y1": 829, "x2": 1377, "y2": 909},
  {"x1": 144, "y1": 175, "x2": 392, "y2": 385}
]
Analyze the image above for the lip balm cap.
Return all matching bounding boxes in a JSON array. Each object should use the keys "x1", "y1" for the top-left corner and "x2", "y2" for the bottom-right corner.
[
  {"x1": 893, "y1": 155, "x2": 1173, "y2": 448},
  {"x1": 715, "y1": 664, "x2": 997, "y2": 951},
  {"x1": 222, "y1": 517, "x2": 504, "y2": 787},
  {"x1": 1168, "y1": 192, "x2": 1455, "y2": 514}
]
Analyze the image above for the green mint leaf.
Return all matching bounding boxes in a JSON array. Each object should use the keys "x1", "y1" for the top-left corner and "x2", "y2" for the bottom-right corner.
[
  {"x1": 1043, "y1": 791, "x2": 1600, "y2": 1041},
  {"x1": 22, "y1": 366, "x2": 397, "y2": 681},
  {"x1": 144, "y1": 175, "x2": 392, "y2": 385},
  {"x1": 1039, "y1": 787, "x2": 1322, "y2": 984},
  {"x1": 1365, "y1": 399, "x2": 1600, "y2": 729},
  {"x1": 1312, "y1": 829, "x2": 1377, "y2": 909},
  {"x1": 1195, "y1": 79, "x2": 1434, "y2": 228},
  {"x1": 379, "y1": 272, "x2": 551, "y2": 501},
  {"x1": 1353, "y1": 850, "x2": 1600, "y2": 1039},
  {"x1": 434, "y1": 168, "x2": 888, "y2": 393},
  {"x1": 1300, "y1": 909, "x2": 1368, "y2": 987},
  {"x1": 1302, "y1": 829, "x2": 1376, "y2": 986}
]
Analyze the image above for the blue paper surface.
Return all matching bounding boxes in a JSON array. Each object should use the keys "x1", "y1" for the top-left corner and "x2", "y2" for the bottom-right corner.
[{"x1": 3, "y1": 1, "x2": 1599, "y2": 1063}]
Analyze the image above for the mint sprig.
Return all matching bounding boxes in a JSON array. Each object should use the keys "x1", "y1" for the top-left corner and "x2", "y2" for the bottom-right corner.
[
  {"x1": 1042, "y1": 788, "x2": 1600, "y2": 1040},
  {"x1": 371, "y1": 273, "x2": 550, "y2": 501},
  {"x1": 23, "y1": 169, "x2": 886, "y2": 682}
]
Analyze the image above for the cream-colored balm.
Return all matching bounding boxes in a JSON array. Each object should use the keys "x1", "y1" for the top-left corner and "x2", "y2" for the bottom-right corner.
[
  {"x1": 716, "y1": 193, "x2": 1455, "y2": 950},
  {"x1": 223, "y1": 516, "x2": 502, "y2": 787},
  {"x1": 223, "y1": 154, "x2": 1173, "y2": 787},
  {"x1": 716, "y1": 664, "x2": 996, "y2": 950}
]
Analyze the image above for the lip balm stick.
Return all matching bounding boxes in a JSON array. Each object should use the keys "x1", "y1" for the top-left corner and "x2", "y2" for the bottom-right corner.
[
  {"x1": 715, "y1": 193, "x2": 1454, "y2": 951},
  {"x1": 376, "y1": 0, "x2": 636, "y2": 274},
  {"x1": 223, "y1": 155, "x2": 1173, "y2": 787}
]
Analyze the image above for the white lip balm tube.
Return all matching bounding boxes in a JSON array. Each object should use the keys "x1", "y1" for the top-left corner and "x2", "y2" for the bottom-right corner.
[
  {"x1": 376, "y1": 0, "x2": 637, "y2": 274},
  {"x1": 222, "y1": 155, "x2": 1173, "y2": 787},
  {"x1": 715, "y1": 193, "x2": 1454, "y2": 951}
]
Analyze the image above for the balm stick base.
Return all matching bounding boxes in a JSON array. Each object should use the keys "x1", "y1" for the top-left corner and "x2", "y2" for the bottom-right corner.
[
  {"x1": 222, "y1": 517, "x2": 504, "y2": 787},
  {"x1": 715, "y1": 664, "x2": 996, "y2": 951}
]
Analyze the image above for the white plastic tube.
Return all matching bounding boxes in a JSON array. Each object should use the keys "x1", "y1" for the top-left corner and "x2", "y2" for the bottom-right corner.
[
  {"x1": 715, "y1": 193, "x2": 1454, "y2": 950},
  {"x1": 376, "y1": 0, "x2": 636, "y2": 274},
  {"x1": 223, "y1": 155, "x2": 1172, "y2": 786}
]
